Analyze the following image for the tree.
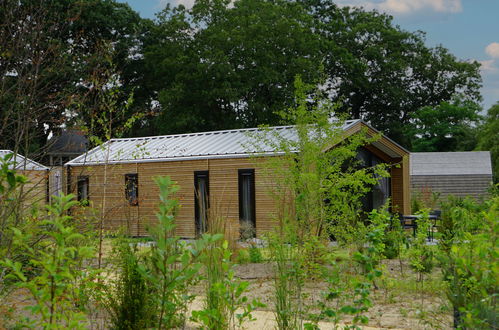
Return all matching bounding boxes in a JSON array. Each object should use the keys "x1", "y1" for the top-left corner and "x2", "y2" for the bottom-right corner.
[
  {"x1": 477, "y1": 102, "x2": 499, "y2": 183},
  {"x1": 0, "y1": 0, "x2": 145, "y2": 155},
  {"x1": 139, "y1": 0, "x2": 323, "y2": 135},
  {"x1": 135, "y1": 0, "x2": 482, "y2": 149},
  {"x1": 409, "y1": 98, "x2": 481, "y2": 152},
  {"x1": 296, "y1": 1, "x2": 482, "y2": 148}
]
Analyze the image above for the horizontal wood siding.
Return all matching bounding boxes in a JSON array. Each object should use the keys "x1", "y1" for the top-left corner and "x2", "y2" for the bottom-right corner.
[
  {"x1": 67, "y1": 143, "x2": 410, "y2": 238},
  {"x1": 68, "y1": 157, "x2": 279, "y2": 238},
  {"x1": 411, "y1": 174, "x2": 492, "y2": 201},
  {"x1": 19, "y1": 170, "x2": 48, "y2": 208}
]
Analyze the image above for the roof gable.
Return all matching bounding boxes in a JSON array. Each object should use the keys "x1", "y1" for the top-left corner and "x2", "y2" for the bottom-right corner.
[{"x1": 0, "y1": 150, "x2": 48, "y2": 171}]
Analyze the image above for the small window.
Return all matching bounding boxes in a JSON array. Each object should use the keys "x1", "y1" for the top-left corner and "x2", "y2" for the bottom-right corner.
[
  {"x1": 194, "y1": 171, "x2": 209, "y2": 236},
  {"x1": 77, "y1": 176, "x2": 89, "y2": 204},
  {"x1": 125, "y1": 174, "x2": 139, "y2": 206},
  {"x1": 238, "y1": 169, "x2": 256, "y2": 238}
]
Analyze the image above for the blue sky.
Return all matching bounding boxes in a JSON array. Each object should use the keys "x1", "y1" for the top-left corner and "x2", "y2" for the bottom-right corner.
[{"x1": 117, "y1": 0, "x2": 499, "y2": 111}]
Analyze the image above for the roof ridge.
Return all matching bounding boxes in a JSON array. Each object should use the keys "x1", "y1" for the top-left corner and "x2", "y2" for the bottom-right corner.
[{"x1": 109, "y1": 125, "x2": 298, "y2": 143}]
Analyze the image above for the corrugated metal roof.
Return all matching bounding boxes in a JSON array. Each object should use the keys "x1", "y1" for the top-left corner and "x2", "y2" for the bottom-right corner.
[
  {"x1": 410, "y1": 151, "x2": 493, "y2": 176},
  {"x1": 66, "y1": 120, "x2": 362, "y2": 166},
  {"x1": 0, "y1": 150, "x2": 49, "y2": 171}
]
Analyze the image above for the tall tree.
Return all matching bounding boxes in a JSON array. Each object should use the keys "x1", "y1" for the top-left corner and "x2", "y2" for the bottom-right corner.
[
  {"x1": 477, "y1": 102, "x2": 499, "y2": 183},
  {"x1": 0, "y1": 0, "x2": 145, "y2": 155},
  {"x1": 140, "y1": 0, "x2": 323, "y2": 135},
  {"x1": 299, "y1": 1, "x2": 482, "y2": 148},
  {"x1": 409, "y1": 98, "x2": 481, "y2": 152}
]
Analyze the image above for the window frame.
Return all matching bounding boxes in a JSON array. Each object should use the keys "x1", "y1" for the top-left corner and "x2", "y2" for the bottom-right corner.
[
  {"x1": 77, "y1": 175, "x2": 89, "y2": 204},
  {"x1": 194, "y1": 171, "x2": 209, "y2": 236},
  {"x1": 238, "y1": 169, "x2": 256, "y2": 235},
  {"x1": 125, "y1": 173, "x2": 139, "y2": 206}
]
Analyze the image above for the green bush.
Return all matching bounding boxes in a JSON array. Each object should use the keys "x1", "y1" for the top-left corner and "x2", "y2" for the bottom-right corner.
[
  {"x1": 106, "y1": 241, "x2": 155, "y2": 330},
  {"x1": 248, "y1": 245, "x2": 263, "y2": 263}
]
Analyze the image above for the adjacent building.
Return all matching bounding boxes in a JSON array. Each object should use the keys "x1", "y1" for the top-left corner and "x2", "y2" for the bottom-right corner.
[{"x1": 410, "y1": 151, "x2": 493, "y2": 201}]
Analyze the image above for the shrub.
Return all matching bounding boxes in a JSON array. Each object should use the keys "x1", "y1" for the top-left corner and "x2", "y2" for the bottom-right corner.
[
  {"x1": 248, "y1": 244, "x2": 263, "y2": 263},
  {"x1": 1, "y1": 194, "x2": 99, "y2": 329},
  {"x1": 105, "y1": 239, "x2": 155, "y2": 330}
]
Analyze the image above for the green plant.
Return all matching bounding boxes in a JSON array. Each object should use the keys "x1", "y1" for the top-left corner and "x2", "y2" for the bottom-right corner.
[
  {"x1": 192, "y1": 236, "x2": 263, "y2": 329},
  {"x1": 408, "y1": 210, "x2": 434, "y2": 280},
  {"x1": 268, "y1": 229, "x2": 305, "y2": 330},
  {"x1": 248, "y1": 244, "x2": 263, "y2": 263},
  {"x1": 306, "y1": 207, "x2": 387, "y2": 329},
  {"x1": 140, "y1": 176, "x2": 208, "y2": 329},
  {"x1": 105, "y1": 239, "x2": 155, "y2": 329},
  {"x1": 438, "y1": 197, "x2": 498, "y2": 328},
  {"x1": 1, "y1": 194, "x2": 99, "y2": 329}
]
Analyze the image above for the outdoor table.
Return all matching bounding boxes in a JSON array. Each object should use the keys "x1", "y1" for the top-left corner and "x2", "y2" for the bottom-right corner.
[{"x1": 400, "y1": 214, "x2": 438, "y2": 240}]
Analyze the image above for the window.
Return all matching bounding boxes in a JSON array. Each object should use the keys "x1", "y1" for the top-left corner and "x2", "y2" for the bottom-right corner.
[
  {"x1": 194, "y1": 171, "x2": 209, "y2": 236},
  {"x1": 125, "y1": 174, "x2": 139, "y2": 206},
  {"x1": 77, "y1": 176, "x2": 89, "y2": 204},
  {"x1": 356, "y1": 148, "x2": 391, "y2": 212},
  {"x1": 238, "y1": 169, "x2": 255, "y2": 238}
]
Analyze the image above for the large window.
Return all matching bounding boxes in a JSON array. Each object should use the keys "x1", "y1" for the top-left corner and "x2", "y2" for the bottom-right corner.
[
  {"x1": 194, "y1": 171, "x2": 209, "y2": 236},
  {"x1": 125, "y1": 174, "x2": 139, "y2": 206},
  {"x1": 356, "y1": 148, "x2": 391, "y2": 212},
  {"x1": 238, "y1": 169, "x2": 255, "y2": 238},
  {"x1": 77, "y1": 176, "x2": 89, "y2": 204}
]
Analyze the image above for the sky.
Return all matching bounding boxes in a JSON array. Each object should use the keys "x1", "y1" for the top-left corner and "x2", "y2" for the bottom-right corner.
[{"x1": 117, "y1": 0, "x2": 499, "y2": 111}]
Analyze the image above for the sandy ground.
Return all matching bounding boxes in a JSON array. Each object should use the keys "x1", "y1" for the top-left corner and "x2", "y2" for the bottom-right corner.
[{"x1": 1, "y1": 259, "x2": 452, "y2": 329}]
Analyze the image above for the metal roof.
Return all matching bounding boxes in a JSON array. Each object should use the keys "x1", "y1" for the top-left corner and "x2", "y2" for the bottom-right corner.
[
  {"x1": 0, "y1": 150, "x2": 49, "y2": 171},
  {"x1": 65, "y1": 119, "x2": 397, "y2": 166},
  {"x1": 410, "y1": 151, "x2": 493, "y2": 176}
]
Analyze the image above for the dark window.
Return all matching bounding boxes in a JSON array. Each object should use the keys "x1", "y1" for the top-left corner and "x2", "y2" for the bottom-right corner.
[
  {"x1": 238, "y1": 169, "x2": 256, "y2": 238},
  {"x1": 125, "y1": 174, "x2": 139, "y2": 206},
  {"x1": 77, "y1": 176, "x2": 89, "y2": 203},
  {"x1": 194, "y1": 171, "x2": 209, "y2": 236},
  {"x1": 356, "y1": 148, "x2": 391, "y2": 212}
]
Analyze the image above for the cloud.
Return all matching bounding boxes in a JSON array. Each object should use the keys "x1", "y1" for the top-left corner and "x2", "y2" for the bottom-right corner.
[
  {"x1": 479, "y1": 59, "x2": 498, "y2": 74},
  {"x1": 485, "y1": 42, "x2": 499, "y2": 59},
  {"x1": 336, "y1": 0, "x2": 462, "y2": 15},
  {"x1": 157, "y1": 0, "x2": 195, "y2": 9}
]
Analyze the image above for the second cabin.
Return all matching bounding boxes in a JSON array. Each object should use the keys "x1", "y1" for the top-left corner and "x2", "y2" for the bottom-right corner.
[{"x1": 65, "y1": 120, "x2": 411, "y2": 238}]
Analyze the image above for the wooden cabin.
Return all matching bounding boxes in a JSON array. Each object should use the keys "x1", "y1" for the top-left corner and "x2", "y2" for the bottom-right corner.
[
  {"x1": 0, "y1": 150, "x2": 49, "y2": 207},
  {"x1": 65, "y1": 120, "x2": 410, "y2": 238}
]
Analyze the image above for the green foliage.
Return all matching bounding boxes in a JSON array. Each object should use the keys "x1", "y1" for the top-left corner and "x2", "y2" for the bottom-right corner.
[
  {"x1": 267, "y1": 230, "x2": 305, "y2": 330},
  {"x1": 408, "y1": 210, "x2": 434, "y2": 279},
  {"x1": 409, "y1": 98, "x2": 481, "y2": 152},
  {"x1": 192, "y1": 236, "x2": 263, "y2": 329},
  {"x1": 105, "y1": 239, "x2": 155, "y2": 330},
  {"x1": 253, "y1": 76, "x2": 389, "y2": 245},
  {"x1": 248, "y1": 244, "x2": 263, "y2": 263},
  {"x1": 1, "y1": 194, "x2": 99, "y2": 329},
  {"x1": 307, "y1": 207, "x2": 387, "y2": 329},
  {"x1": 0, "y1": 0, "x2": 145, "y2": 152},
  {"x1": 141, "y1": 176, "x2": 207, "y2": 329},
  {"x1": 438, "y1": 197, "x2": 498, "y2": 328},
  {"x1": 133, "y1": 0, "x2": 481, "y2": 149},
  {"x1": 477, "y1": 102, "x2": 499, "y2": 183}
]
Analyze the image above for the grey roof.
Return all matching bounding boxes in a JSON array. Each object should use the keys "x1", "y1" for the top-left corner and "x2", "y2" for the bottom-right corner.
[
  {"x1": 66, "y1": 120, "x2": 366, "y2": 166},
  {"x1": 46, "y1": 129, "x2": 88, "y2": 155},
  {"x1": 0, "y1": 150, "x2": 49, "y2": 171},
  {"x1": 410, "y1": 152, "x2": 492, "y2": 176}
]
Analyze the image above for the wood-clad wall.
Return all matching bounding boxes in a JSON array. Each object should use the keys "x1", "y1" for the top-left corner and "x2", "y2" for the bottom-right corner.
[
  {"x1": 411, "y1": 174, "x2": 492, "y2": 201},
  {"x1": 67, "y1": 157, "x2": 279, "y2": 238},
  {"x1": 67, "y1": 145, "x2": 410, "y2": 238},
  {"x1": 18, "y1": 169, "x2": 48, "y2": 208}
]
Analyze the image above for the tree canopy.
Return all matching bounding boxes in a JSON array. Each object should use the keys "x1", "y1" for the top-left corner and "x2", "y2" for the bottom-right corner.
[
  {"x1": 0, "y1": 0, "x2": 485, "y2": 155},
  {"x1": 477, "y1": 102, "x2": 499, "y2": 183}
]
